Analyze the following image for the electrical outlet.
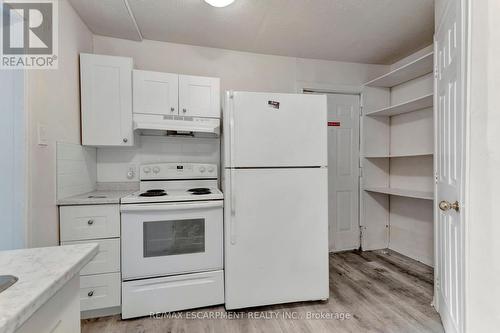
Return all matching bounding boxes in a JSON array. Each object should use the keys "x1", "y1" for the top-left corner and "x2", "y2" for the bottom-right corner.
[{"x1": 126, "y1": 165, "x2": 137, "y2": 180}]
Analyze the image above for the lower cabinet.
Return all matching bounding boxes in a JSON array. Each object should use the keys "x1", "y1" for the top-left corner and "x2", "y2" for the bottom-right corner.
[
  {"x1": 17, "y1": 276, "x2": 80, "y2": 333},
  {"x1": 59, "y1": 204, "x2": 122, "y2": 317},
  {"x1": 80, "y1": 273, "x2": 121, "y2": 311},
  {"x1": 61, "y1": 239, "x2": 120, "y2": 276}
]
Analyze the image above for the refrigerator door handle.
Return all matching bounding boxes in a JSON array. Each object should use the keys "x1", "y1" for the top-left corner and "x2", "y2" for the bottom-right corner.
[{"x1": 229, "y1": 92, "x2": 237, "y2": 244}]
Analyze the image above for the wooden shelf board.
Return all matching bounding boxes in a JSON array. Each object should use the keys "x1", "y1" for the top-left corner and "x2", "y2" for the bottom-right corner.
[
  {"x1": 365, "y1": 94, "x2": 433, "y2": 117},
  {"x1": 363, "y1": 152, "x2": 434, "y2": 158},
  {"x1": 364, "y1": 52, "x2": 434, "y2": 88},
  {"x1": 364, "y1": 187, "x2": 434, "y2": 200}
]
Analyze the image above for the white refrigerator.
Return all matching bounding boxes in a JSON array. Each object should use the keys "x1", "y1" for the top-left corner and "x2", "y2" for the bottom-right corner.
[{"x1": 223, "y1": 91, "x2": 329, "y2": 310}]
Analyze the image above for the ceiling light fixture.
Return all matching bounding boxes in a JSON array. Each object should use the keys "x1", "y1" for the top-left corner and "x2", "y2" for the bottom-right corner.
[{"x1": 204, "y1": 0, "x2": 235, "y2": 8}]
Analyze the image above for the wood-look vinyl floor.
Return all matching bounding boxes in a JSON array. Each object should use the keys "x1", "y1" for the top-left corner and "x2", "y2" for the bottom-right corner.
[{"x1": 82, "y1": 250, "x2": 444, "y2": 333}]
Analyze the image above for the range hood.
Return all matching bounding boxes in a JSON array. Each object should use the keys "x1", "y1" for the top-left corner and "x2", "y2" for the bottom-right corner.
[{"x1": 133, "y1": 114, "x2": 220, "y2": 136}]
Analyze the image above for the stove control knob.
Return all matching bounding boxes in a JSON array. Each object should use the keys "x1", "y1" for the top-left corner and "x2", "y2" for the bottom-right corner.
[
  {"x1": 199, "y1": 167, "x2": 206, "y2": 173},
  {"x1": 143, "y1": 167, "x2": 151, "y2": 174},
  {"x1": 208, "y1": 166, "x2": 215, "y2": 173},
  {"x1": 153, "y1": 167, "x2": 160, "y2": 174}
]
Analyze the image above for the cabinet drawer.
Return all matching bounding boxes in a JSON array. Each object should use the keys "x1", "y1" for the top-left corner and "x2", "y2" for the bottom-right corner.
[
  {"x1": 80, "y1": 273, "x2": 121, "y2": 311},
  {"x1": 60, "y1": 205, "x2": 120, "y2": 241},
  {"x1": 122, "y1": 270, "x2": 224, "y2": 319},
  {"x1": 61, "y1": 239, "x2": 120, "y2": 275}
]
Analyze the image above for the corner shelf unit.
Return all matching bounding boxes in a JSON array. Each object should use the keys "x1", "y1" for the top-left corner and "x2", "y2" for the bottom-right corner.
[
  {"x1": 364, "y1": 52, "x2": 434, "y2": 88},
  {"x1": 360, "y1": 47, "x2": 435, "y2": 264}
]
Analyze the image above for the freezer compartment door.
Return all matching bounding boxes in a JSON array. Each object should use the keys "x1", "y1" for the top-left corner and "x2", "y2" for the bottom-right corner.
[
  {"x1": 223, "y1": 92, "x2": 327, "y2": 168},
  {"x1": 223, "y1": 168, "x2": 329, "y2": 309}
]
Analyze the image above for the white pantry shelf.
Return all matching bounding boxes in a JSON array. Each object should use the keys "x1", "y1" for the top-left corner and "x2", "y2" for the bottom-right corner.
[
  {"x1": 363, "y1": 152, "x2": 433, "y2": 158},
  {"x1": 364, "y1": 52, "x2": 434, "y2": 88},
  {"x1": 365, "y1": 94, "x2": 433, "y2": 117},
  {"x1": 364, "y1": 187, "x2": 434, "y2": 201}
]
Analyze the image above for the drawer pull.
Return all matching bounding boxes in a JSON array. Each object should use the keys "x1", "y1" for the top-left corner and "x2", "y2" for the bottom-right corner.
[
  {"x1": 88, "y1": 290, "x2": 94, "y2": 297},
  {"x1": 87, "y1": 219, "x2": 94, "y2": 225}
]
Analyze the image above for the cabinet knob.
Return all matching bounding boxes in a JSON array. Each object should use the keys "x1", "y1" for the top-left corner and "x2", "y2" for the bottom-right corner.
[
  {"x1": 87, "y1": 219, "x2": 94, "y2": 225},
  {"x1": 182, "y1": 108, "x2": 187, "y2": 113},
  {"x1": 123, "y1": 138, "x2": 128, "y2": 143},
  {"x1": 88, "y1": 290, "x2": 94, "y2": 297},
  {"x1": 170, "y1": 107, "x2": 175, "y2": 112}
]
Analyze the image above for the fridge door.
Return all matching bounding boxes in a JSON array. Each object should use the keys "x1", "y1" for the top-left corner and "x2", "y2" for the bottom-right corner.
[
  {"x1": 223, "y1": 167, "x2": 329, "y2": 309},
  {"x1": 223, "y1": 91, "x2": 327, "y2": 168}
]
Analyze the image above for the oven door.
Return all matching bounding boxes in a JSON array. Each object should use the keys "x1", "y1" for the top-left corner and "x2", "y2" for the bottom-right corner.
[{"x1": 121, "y1": 201, "x2": 223, "y2": 280}]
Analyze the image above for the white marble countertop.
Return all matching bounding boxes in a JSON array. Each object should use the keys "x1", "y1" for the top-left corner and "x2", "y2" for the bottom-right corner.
[
  {"x1": 57, "y1": 190, "x2": 134, "y2": 206},
  {"x1": 0, "y1": 244, "x2": 98, "y2": 333}
]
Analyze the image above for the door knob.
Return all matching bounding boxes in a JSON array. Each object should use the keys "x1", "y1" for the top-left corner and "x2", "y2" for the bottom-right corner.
[{"x1": 439, "y1": 200, "x2": 459, "y2": 212}]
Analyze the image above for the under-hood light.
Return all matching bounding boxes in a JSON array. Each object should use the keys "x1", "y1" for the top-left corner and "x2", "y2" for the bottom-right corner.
[{"x1": 204, "y1": 0, "x2": 235, "y2": 8}]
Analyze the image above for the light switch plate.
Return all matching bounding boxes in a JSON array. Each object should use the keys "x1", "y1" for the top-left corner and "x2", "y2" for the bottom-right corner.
[{"x1": 37, "y1": 123, "x2": 48, "y2": 146}]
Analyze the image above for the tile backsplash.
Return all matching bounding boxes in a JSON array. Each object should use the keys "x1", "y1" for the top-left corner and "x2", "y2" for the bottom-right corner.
[
  {"x1": 56, "y1": 142, "x2": 97, "y2": 199},
  {"x1": 97, "y1": 136, "x2": 220, "y2": 182}
]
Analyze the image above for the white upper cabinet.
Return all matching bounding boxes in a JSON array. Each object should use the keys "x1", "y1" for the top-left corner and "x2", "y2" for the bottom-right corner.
[
  {"x1": 179, "y1": 75, "x2": 220, "y2": 118},
  {"x1": 133, "y1": 71, "x2": 220, "y2": 119},
  {"x1": 80, "y1": 54, "x2": 133, "y2": 146},
  {"x1": 133, "y1": 70, "x2": 178, "y2": 116}
]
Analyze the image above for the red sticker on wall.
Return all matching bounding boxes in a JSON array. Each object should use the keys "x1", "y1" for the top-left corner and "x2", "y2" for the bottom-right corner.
[{"x1": 328, "y1": 122, "x2": 341, "y2": 127}]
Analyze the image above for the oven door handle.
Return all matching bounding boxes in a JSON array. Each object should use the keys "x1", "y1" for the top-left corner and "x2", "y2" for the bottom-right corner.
[{"x1": 120, "y1": 201, "x2": 223, "y2": 212}]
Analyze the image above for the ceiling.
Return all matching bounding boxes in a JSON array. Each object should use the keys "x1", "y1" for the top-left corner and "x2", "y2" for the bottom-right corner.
[{"x1": 68, "y1": 0, "x2": 434, "y2": 65}]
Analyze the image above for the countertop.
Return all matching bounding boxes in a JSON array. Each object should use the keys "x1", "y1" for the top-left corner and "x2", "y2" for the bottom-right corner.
[
  {"x1": 0, "y1": 244, "x2": 98, "y2": 333},
  {"x1": 57, "y1": 190, "x2": 134, "y2": 206}
]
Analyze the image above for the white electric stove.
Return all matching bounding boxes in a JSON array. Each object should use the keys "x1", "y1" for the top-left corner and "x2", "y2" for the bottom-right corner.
[{"x1": 120, "y1": 163, "x2": 224, "y2": 319}]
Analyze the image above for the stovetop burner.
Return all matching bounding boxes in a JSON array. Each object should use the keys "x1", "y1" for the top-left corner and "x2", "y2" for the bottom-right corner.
[
  {"x1": 188, "y1": 188, "x2": 210, "y2": 192},
  {"x1": 139, "y1": 189, "x2": 167, "y2": 197},
  {"x1": 188, "y1": 188, "x2": 212, "y2": 195}
]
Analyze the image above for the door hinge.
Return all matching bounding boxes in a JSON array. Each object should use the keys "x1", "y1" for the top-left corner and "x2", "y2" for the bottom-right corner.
[
  {"x1": 359, "y1": 167, "x2": 363, "y2": 178},
  {"x1": 434, "y1": 65, "x2": 439, "y2": 79}
]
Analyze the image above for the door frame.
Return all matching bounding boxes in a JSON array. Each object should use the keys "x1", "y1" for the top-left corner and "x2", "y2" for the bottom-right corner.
[{"x1": 298, "y1": 83, "x2": 363, "y2": 253}]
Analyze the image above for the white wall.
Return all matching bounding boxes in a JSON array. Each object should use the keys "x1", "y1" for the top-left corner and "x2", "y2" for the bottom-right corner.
[
  {"x1": 0, "y1": 70, "x2": 26, "y2": 250},
  {"x1": 93, "y1": 36, "x2": 388, "y2": 94},
  {"x1": 466, "y1": 0, "x2": 500, "y2": 331},
  {"x1": 27, "y1": 0, "x2": 93, "y2": 247},
  {"x1": 93, "y1": 35, "x2": 388, "y2": 183}
]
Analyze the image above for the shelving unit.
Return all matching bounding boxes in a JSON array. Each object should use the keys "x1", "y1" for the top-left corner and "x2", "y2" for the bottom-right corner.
[
  {"x1": 363, "y1": 152, "x2": 433, "y2": 158},
  {"x1": 360, "y1": 46, "x2": 435, "y2": 266},
  {"x1": 364, "y1": 187, "x2": 433, "y2": 201},
  {"x1": 365, "y1": 94, "x2": 433, "y2": 117},
  {"x1": 364, "y1": 52, "x2": 434, "y2": 87}
]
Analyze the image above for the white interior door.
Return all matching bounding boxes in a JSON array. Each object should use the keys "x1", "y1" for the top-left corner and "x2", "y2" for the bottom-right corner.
[
  {"x1": 435, "y1": 1, "x2": 465, "y2": 332},
  {"x1": 326, "y1": 94, "x2": 360, "y2": 252}
]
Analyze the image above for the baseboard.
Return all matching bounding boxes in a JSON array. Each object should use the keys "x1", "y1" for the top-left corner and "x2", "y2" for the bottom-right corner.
[{"x1": 81, "y1": 306, "x2": 121, "y2": 320}]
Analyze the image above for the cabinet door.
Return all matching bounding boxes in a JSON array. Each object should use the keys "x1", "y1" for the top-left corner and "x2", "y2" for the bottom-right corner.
[
  {"x1": 179, "y1": 75, "x2": 220, "y2": 118},
  {"x1": 133, "y1": 70, "x2": 179, "y2": 116},
  {"x1": 80, "y1": 53, "x2": 133, "y2": 146}
]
